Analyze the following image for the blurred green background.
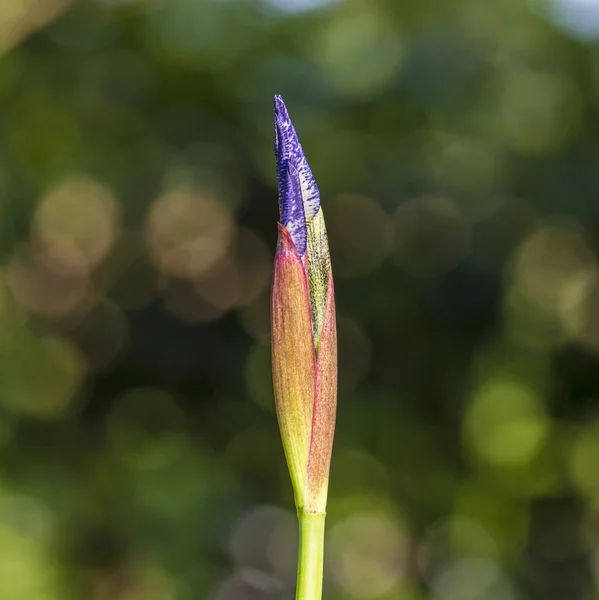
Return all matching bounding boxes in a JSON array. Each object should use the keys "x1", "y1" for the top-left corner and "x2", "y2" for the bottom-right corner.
[{"x1": 2, "y1": 0, "x2": 599, "y2": 598}]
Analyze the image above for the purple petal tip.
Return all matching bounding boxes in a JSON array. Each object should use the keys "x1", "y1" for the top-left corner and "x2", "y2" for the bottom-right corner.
[
  {"x1": 273, "y1": 96, "x2": 321, "y2": 257},
  {"x1": 274, "y1": 95, "x2": 290, "y2": 123},
  {"x1": 274, "y1": 95, "x2": 307, "y2": 255}
]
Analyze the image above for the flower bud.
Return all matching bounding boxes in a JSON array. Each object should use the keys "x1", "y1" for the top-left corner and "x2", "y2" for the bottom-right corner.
[{"x1": 271, "y1": 96, "x2": 337, "y2": 514}]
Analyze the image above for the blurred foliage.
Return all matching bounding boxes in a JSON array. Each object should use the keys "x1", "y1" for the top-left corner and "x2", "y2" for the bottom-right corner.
[{"x1": 2, "y1": 0, "x2": 599, "y2": 598}]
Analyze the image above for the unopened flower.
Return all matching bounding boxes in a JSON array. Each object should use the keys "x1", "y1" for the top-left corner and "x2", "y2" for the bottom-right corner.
[{"x1": 271, "y1": 95, "x2": 337, "y2": 515}]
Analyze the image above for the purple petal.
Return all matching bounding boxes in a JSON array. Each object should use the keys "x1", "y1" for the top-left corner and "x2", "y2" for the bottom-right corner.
[{"x1": 274, "y1": 95, "x2": 321, "y2": 256}]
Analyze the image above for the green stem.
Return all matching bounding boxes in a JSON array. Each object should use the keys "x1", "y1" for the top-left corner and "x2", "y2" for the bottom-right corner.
[{"x1": 296, "y1": 512, "x2": 326, "y2": 600}]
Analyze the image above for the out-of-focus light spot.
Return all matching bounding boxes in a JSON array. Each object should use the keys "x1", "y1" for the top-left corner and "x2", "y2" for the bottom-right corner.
[
  {"x1": 8, "y1": 242, "x2": 91, "y2": 317},
  {"x1": 33, "y1": 176, "x2": 119, "y2": 270},
  {"x1": 430, "y1": 558, "x2": 515, "y2": 600},
  {"x1": 0, "y1": 0, "x2": 71, "y2": 56},
  {"x1": 0, "y1": 494, "x2": 54, "y2": 545},
  {"x1": 562, "y1": 275, "x2": 599, "y2": 353},
  {"x1": 498, "y1": 68, "x2": 581, "y2": 154},
  {"x1": 453, "y1": 484, "x2": 530, "y2": 558},
  {"x1": 510, "y1": 223, "x2": 595, "y2": 313},
  {"x1": 195, "y1": 259, "x2": 239, "y2": 312},
  {"x1": 245, "y1": 343, "x2": 274, "y2": 413},
  {"x1": 394, "y1": 196, "x2": 470, "y2": 276},
  {"x1": 107, "y1": 387, "x2": 186, "y2": 470},
  {"x1": 337, "y1": 316, "x2": 372, "y2": 393},
  {"x1": 167, "y1": 148, "x2": 224, "y2": 192},
  {"x1": 0, "y1": 521, "x2": 60, "y2": 600},
  {"x1": 69, "y1": 299, "x2": 128, "y2": 372},
  {"x1": 146, "y1": 187, "x2": 234, "y2": 281},
  {"x1": 111, "y1": 438, "x2": 219, "y2": 528},
  {"x1": 326, "y1": 194, "x2": 393, "y2": 278},
  {"x1": 570, "y1": 420, "x2": 599, "y2": 498},
  {"x1": 0, "y1": 335, "x2": 85, "y2": 419},
  {"x1": 504, "y1": 223, "x2": 597, "y2": 349},
  {"x1": 264, "y1": 0, "x2": 340, "y2": 13},
  {"x1": 195, "y1": 227, "x2": 270, "y2": 311},
  {"x1": 423, "y1": 517, "x2": 499, "y2": 578},
  {"x1": 329, "y1": 511, "x2": 408, "y2": 598},
  {"x1": 267, "y1": 510, "x2": 301, "y2": 584},
  {"x1": 422, "y1": 132, "x2": 505, "y2": 220},
  {"x1": 228, "y1": 505, "x2": 296, "y2": 590},
  {"x1": 161, "y1": 278, "x2": 226, "y2": 324},
  {"x1": 315, "y1": 7, "x2": 405, "y2": 98},
  {"x1": 503, "y1": 286, "x2": 571, "y2": 350},
  {"x1": 543, "y1": 0, "x2": 599, "y2": 39},
  {"x1": 464, "y1": 379, "x2": 549, "y2": 469}
]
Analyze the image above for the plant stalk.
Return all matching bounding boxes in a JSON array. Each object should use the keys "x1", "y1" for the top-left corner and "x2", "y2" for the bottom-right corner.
[{"x1": 296, "y1": 512, "x2": 326, "y2": 600}]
